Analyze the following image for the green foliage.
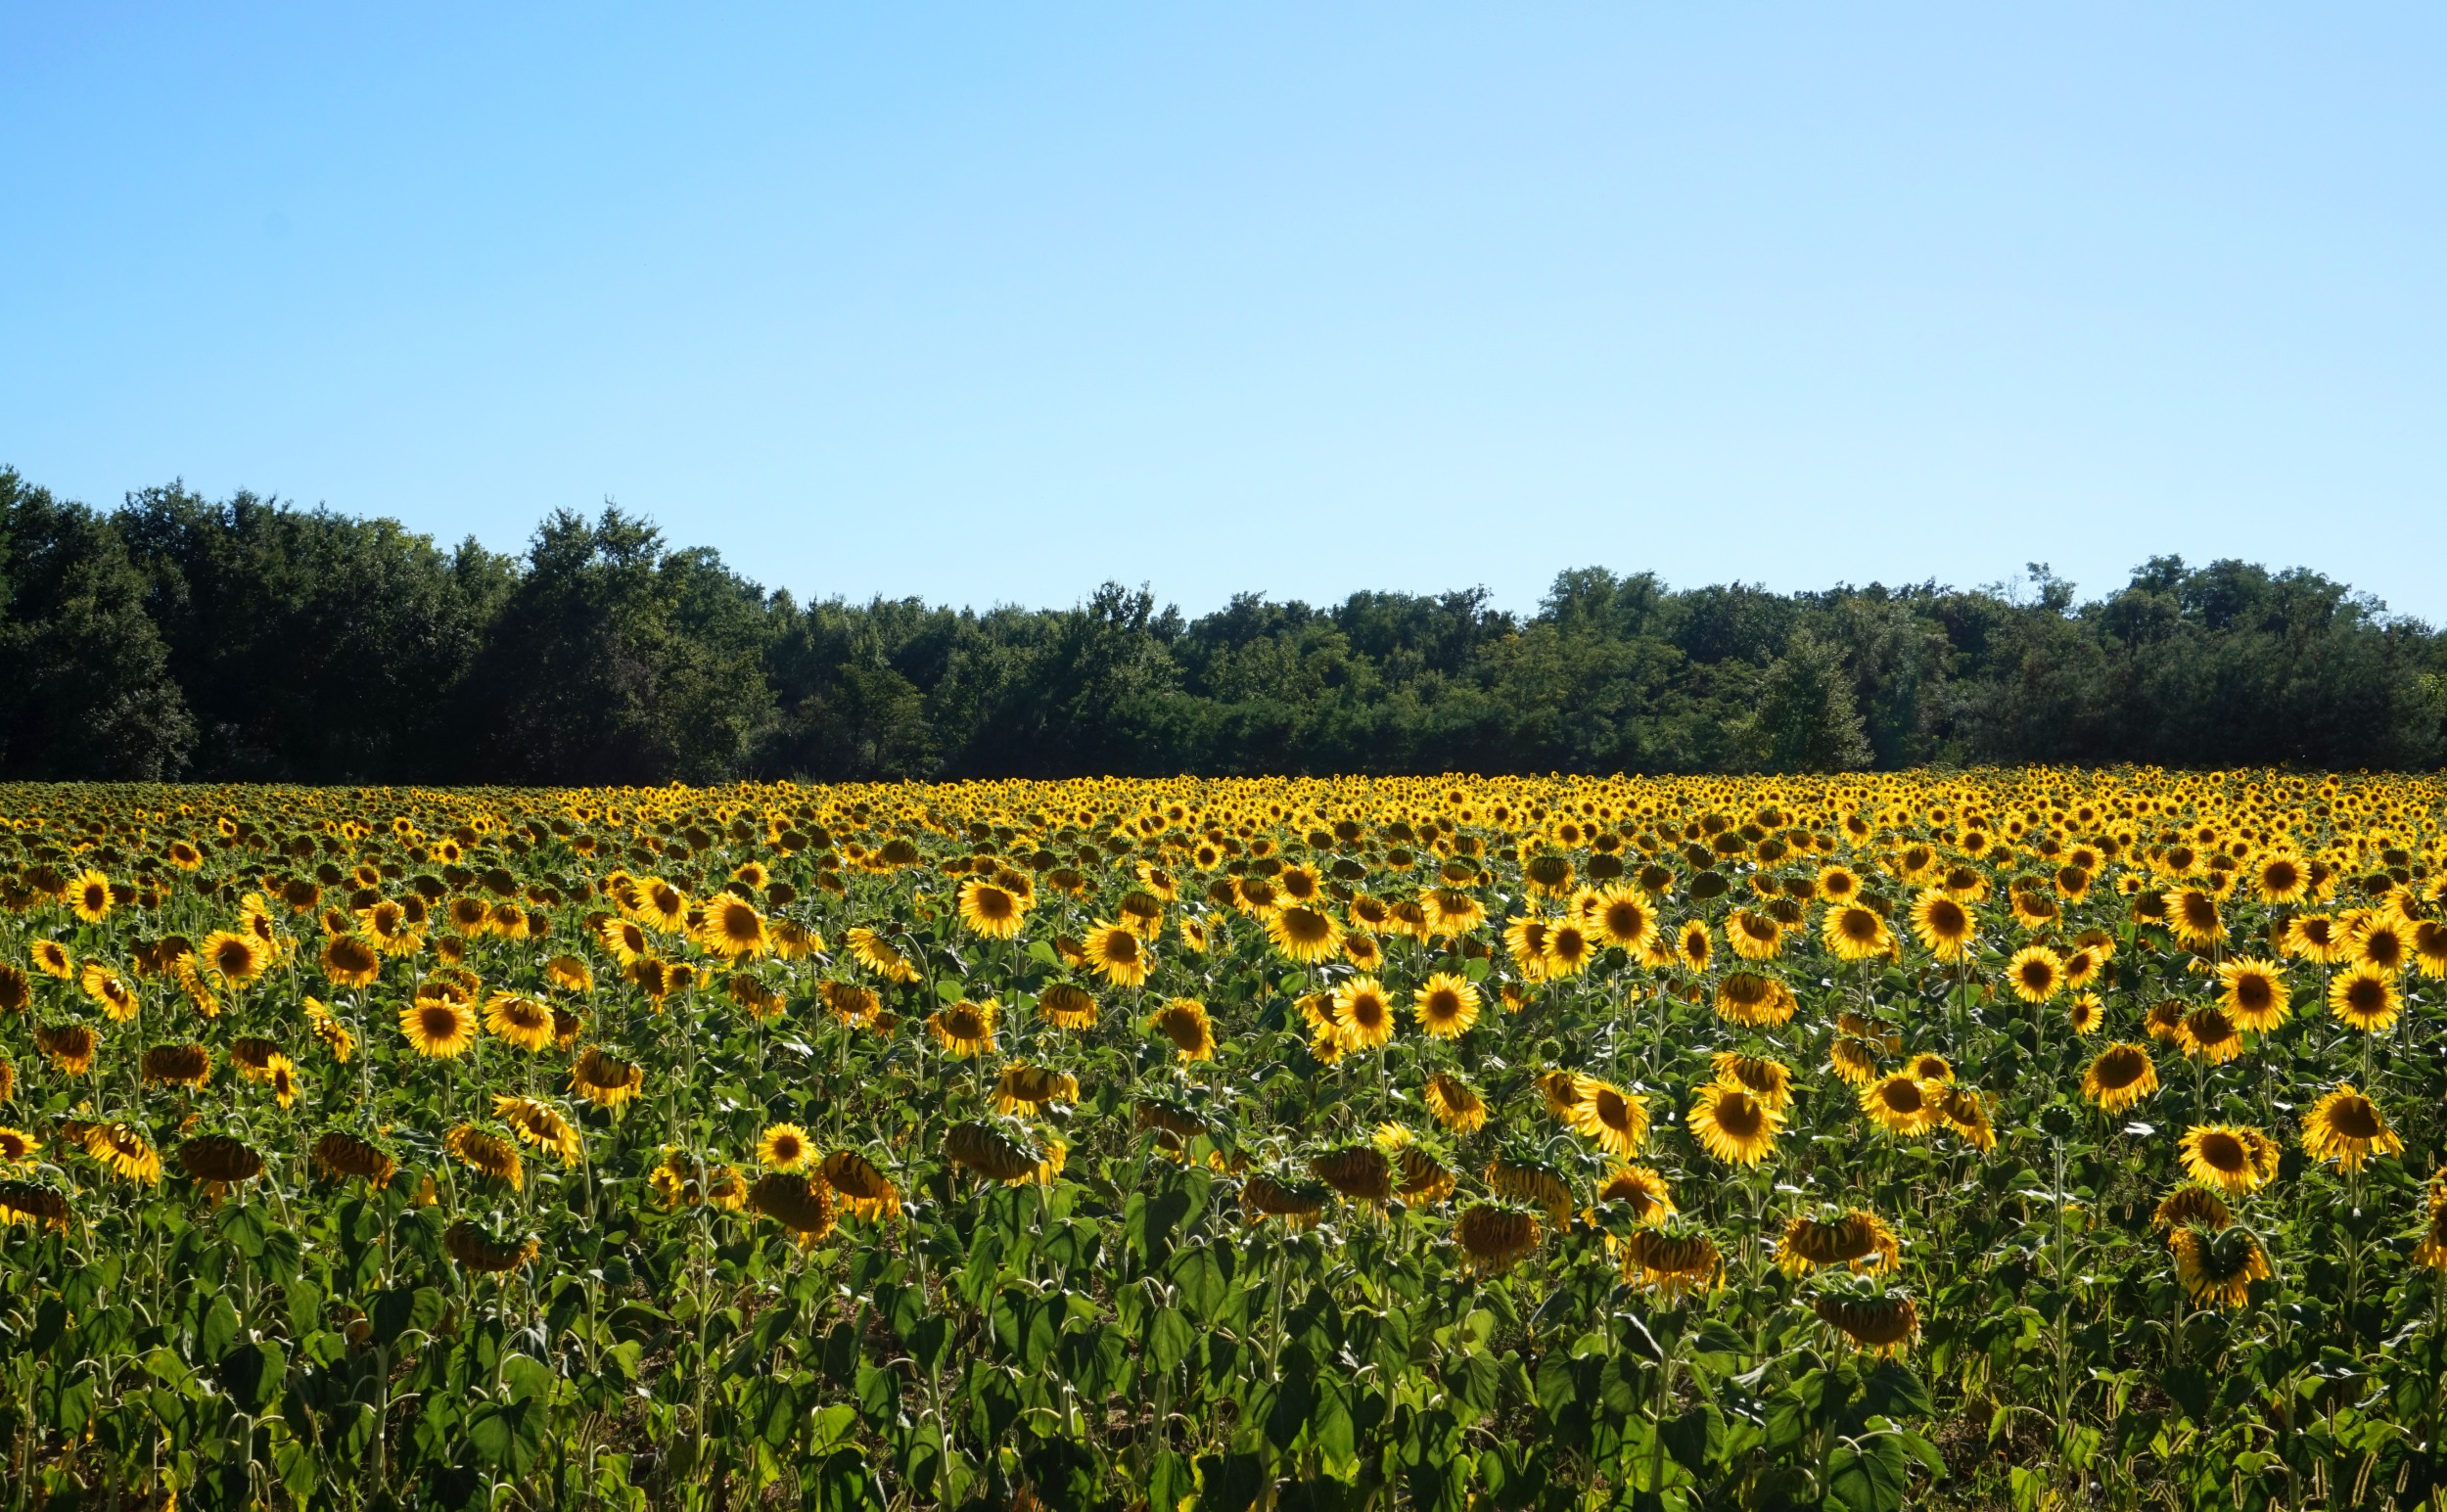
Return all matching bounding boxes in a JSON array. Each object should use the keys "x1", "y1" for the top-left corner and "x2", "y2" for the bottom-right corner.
[{"x1": 4, "y1": 470, "x2": 2444, "y2": 784}]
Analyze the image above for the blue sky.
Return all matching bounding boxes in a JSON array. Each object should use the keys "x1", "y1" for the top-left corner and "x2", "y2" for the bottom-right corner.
[{"x1": 4, "y1": 5, "x2": 2441, "y2": 621}]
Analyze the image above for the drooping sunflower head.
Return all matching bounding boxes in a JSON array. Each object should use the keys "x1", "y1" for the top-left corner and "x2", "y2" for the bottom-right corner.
[
  {"x1": 2170, "y1": 1223, "x2": 2270, "y2": 1310},
  {"x1": 1810, "y1": 1274, "x2": 1918, "y2": 1354},
  {"x1": 569, "y1": 1045, "x2": 645, "y2": 1108},
  {"x1": 1713, "y1": 971, "x2": 1795, "y2": 1028},
  {"x1": 1618, "y1": 1221, "x2": 1722, "y2": 1297},
  {"x1": 993, "y1": 1063, "x2": 1082, "y2": 1115},
  {"x1": 444, "y1": 1123, "x2": 525, "y2": 1190},
  {"x1": 1778, "y1": 1209, "x2": 1900, "y2": 1276},
  {"x1": 1708, "y1": 1052, "x2": 1793, "y2": 1110},
  {"x1": 1036, "y1": 981, "x2": 1099, "y2": 1031},
  {"x1": 1454, "y1": 1202, "x2": 1542, "y2": 1273},
  {"x1": 1422, "y1": 1072, "x2": 1488, "y2": 1133},
  {"x1": 819, "y1": 1150, "x2": 900, "y2": 1221}
]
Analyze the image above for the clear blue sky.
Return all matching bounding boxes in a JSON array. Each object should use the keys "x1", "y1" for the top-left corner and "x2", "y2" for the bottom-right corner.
[{"x1": 5, "y1": 6, "x2": 2442, "y2": 621}]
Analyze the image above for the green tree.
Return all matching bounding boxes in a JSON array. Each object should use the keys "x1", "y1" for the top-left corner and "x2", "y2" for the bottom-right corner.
[{"x1": 0, "y1": 471, "x2": 195, "y2": 779}]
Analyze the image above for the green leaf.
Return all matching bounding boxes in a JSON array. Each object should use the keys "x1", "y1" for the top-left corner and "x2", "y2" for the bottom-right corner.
[
  {"x1": 467, "y1": 1397, "x2": 547, "y2": 1476},
  {"x1": 1827, "y1": 1437, "x2": 1909, "y2": 1512},
  {"x1": 217, "y1": 1338, "x2": 287, "y2": 1413},
  {"x1": 1148, "y1": 1308, "x2": 1196, "y2": 1375}
]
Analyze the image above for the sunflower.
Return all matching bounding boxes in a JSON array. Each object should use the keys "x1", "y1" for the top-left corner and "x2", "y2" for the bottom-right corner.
[
  {"x1": 444, "y1": 1123, "x2": 524, "y2": 1189},
  {"x1": 1672, "y1": 919, "x2": 1712, "y2": 973},
  {"x1": 946, "y1": 1120, "x2": 1063, "y2": 1186},
  {"x1": 1266, "y1": 905, "x2": 1343, "y2": 964},
  {"x1": 1409, "y1": 973, "x2": 1480, "y2": 1038},
  {"x1": 2283, "y1": 913, "x2": 2350, "y2": 965},
  {"x1": 1502, "y1": 918, "x2": 1550, "y2": 980},
  {"x1": 2327, "y1": 964, "x2": 2401, "y2": 1032},
  {"x1": 2300, "y1": 1084, "x2": 2402, "y2": 1171},
  {"x1": 1859, "y1": 1074, "x2": 1942, "y2": 1137},
  {"x1": 302, "y1": 997, "x2": 355, "y2": 1062},
  {"x1": 746, "y1": 1171, "x2": 837, "y2": 1245},
  {"x1": 1082, "y1": 922, "x2": 1151, "y2": 986},
  {"x1": 2152, "y1": 1182, "x2": 2232, "y2": 1233},
  {"x1": 2004, "y1": 945, "x2": 2063, "y2": 1003},
  {"x1": 445, "y1": 1221, "x2": 542, "y2": 1274},
  {"x1": 1331, "y1": 977, "x2": 1396, "y2": 1051},
  {"x1": 199, "y1": 930, "x2": 268, "y2": 987},
  {"x1": 598, "y1": 917, "x2": 650, "y2": 965},
  {"x1": 1713, "y1": 971, "x2": 1796, "y2": 1029},
  {"x1": 493, "y1": 1095, "x2": 582, "y2": 1166},
  {"x1": 140, "y1": 1042, "x2": 211, "y2": 1088},
  {"x1": 1811, "y1": 1278, "x2": 1919, "y2": 1353},
  {"x1": 1939, "y1": 1086, "x2": 1997, "y2": 1151},
  {"x1": 1486, "y1": 1154, "x2": 1574, "y2": 1222},
  {"x1": 69, "y1": 869, "x2": 114, "y2": 924},
  {"x1": 2254, "y1": 850, "x2": 2310, "y2": 904},
  {"x1": 696, "y1": 896, "x2": 769, "y2": 959},
  {"x1": 0, "y1": 1127, "x2": 40, "y2": 1167},
  {"x1": 2180, "y1": 1124, "x2": 2280, "y2": 1195},
  {"x1": 2351, "y1": 915, "x2": 2414, "y2": 975},
  {"x1": 928, "y1": 998, "x2": 998, "y2": 1059},
  {"x1": 399, "y1": 995, "x2": 477, "y2": 1058},
  {"x1": 257, "y1": 1052, "x2": 298, "y2": 1109},
  {"x1": 1909, "y1": 891, "x2": 1976, "y2": 961},
  {"x1": 309, "y1": 933, "x2": 377, "y2": 989},
  {"x1": 844, "y1": 928, "x2": 922, "y2": 984},
  {"x1": 1822, "y1": 904, "x2": 1891, "y2": 962},
  {"x1": 993, "y1": 1064, "x2": 1080, "y2": 1114},
  {"x1": 757, "y1": 1122, "x2": 814, "y2": 1170},
  {"x1": 0, "y1": 1180, "x2": 70, "y2": 1230},
  {"x1": 820, "y1": 1150, "x2": 900, "y2": 1220},
  {"x1": 2212, "y1": 959, "x2": 2287, "y2": 1033},
  {"x1": 1422, "y1": 889, "x2": 1488, "y2": 938},
  {"x1": 176, "y1": 1134, "x2": 266, "y2": 1197},
  {"x1": 1593, "y1": 887, "x2": 1657, "y2": 952},
  {"x1": 569, "y1": 1046, "x2": 645, "y2": 1108},
  {"x1": 1709, "y1": 1052, "x2": 1793, "y2": 1110},
  {"x1": 1148, "y1": 999, "x2": 1216, "y2": 1061},
  {"x1": 1241, "y1": 1173, "x2": 1329, "y2": 1228},
  {"x1": 1567, "y1": 1078, "x2": 1651, "y2": 1157},
  {"x1": 35, "y1": 1023, "x2": 97, "y2": 1076},
  {"x1": 1422, "y1": 1072, "x2": 1488, "y2": 1133},
  {"x1": 1618, "y1": 1224, "x2": 1722, "y2": 1297},
  {"x1": 1312, "y1": 1146, "x2": 1395, "y2": 1204},
  {"x1": 1454, "y1": 1203, "x2": 1542, "y2": 1273},
  {"x1": 2065, "y1": 991, "x2": 2104, "y2": 1035},
  {"x1": 1726, "y1": 910, "x2": 1785, "y2": 961},
  {"x1": 1828, "y1": 1036, "x2": 1881, "y2": 1086},
  {"x1": 1687, "y1": 1083, "x2": 1781, "y2": 1165},
  {"x1": 2412, "y1": 919, "x2": 2447, "y2": 978},
  {"x1": 1778, "y1": 1210, "x2": 1901, "y2": 1276},
  {"x1": 1035, "y1": 982, "x2": 1099, "y2": 1031},
  {"x1": 2170, "y1": 1224, "x2": 2270, "y2": 1310},
  {"x1": 2082, "y1": 1042, "x2": 2158, "y2": 1114},
  {"x1": 29, "y1": 940, "x2": 72, "y2": 980},
  {"x1": 79, "y1": 963, "x2": 138, "y2": 1022},
  {"x1": 82, "y1": 1122, "x2": 162, "y2": 1184},
  {"x1": 817, "y1": 980, "x2": 881, "y2": 1028},
  {"x1": 1593, "y1": 1165, "x2": 1677, "y2": 1224}
]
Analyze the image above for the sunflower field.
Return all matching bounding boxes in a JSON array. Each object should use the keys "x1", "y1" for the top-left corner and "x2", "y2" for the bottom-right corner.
[{"x1": 1, "y1": 772, "x2": 2445, "y2": 1512}]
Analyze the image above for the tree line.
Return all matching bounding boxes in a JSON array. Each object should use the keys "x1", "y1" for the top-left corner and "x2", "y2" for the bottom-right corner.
[{"x1": 3, "y1": 468, "x2": 2441, "y2": 785}]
